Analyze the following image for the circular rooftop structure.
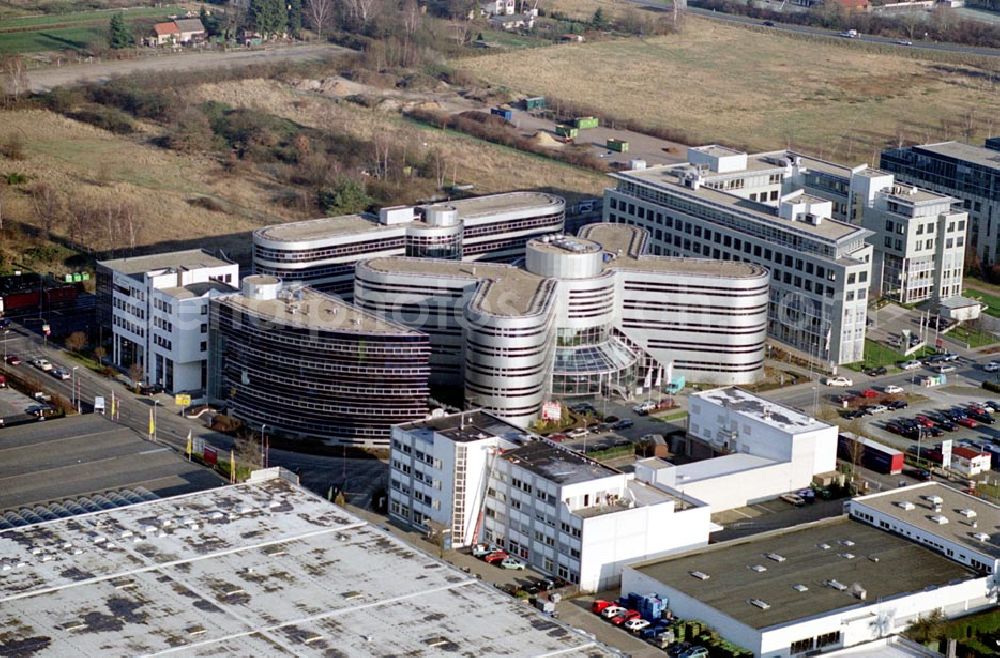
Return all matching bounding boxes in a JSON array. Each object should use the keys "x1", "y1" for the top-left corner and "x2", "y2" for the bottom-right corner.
[{"x1": 525, "y1": 235, "x2": 604, "y2": 279}]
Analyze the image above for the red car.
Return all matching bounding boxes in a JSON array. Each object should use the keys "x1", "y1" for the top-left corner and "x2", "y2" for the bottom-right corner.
[
  {"x1": 915, "y1": 415, "x2": 935, "y2": 428},
  {"x1": 592, "y1": 600, "x2": 614, "y2": 615},
  {"x1": 484, "y1": 551, "x2": 509, "y2": 564},
  {"x1": 550, "y1": 433, "x2": 568, "y2": 443},
  {"x1": 859, "y1": 388, "x2": 880, "y2": 399},
  {"x1": 611, "y1": 610, "x2": 641, "y2": 626},
  {"x1": 5, "y1": 355, "x2": 20, "y2": 365},
  {"x1": 967, "y1": 404, "x2": 988, "y2": 416},
  {"x1": 956, "y1": 417, "x2": 978, "y2": 429}
]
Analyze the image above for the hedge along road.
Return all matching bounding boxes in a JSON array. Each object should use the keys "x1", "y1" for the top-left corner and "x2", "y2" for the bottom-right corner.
[{"x1": 21, "y1": 42, "x2": 352, "y2": 93}]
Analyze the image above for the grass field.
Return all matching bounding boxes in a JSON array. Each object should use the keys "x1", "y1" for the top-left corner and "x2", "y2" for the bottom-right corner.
[
  {"x1": 949, "y1": 324, "x2": 998, "y2": 348},
  {"x1": 0, "y1": 5, "x2": 183, "y2": 53},
  {"x1": 0, "y1": 110, "x2": 296, "y2": 263},
  {"x1": 964, "y1": 286, "x2": 1000, "y2": 318},
  {"x1": 455, "y1": 17, "x2": 1000, "y2": 163}
]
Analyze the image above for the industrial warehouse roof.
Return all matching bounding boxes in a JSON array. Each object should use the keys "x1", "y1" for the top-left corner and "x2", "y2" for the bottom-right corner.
[
  {"x1": 503, "y1": 441, "x2": 620, "y2": 486},
  {"x1": 158, "y1": 280, "x2": 237, "y2": 300},
  {"x1": 254, "y1": 192, "x2": 563, "y2": 243},
  {"x1": 852, "y1": 483, "x2": 1000, "y2": 560},
  {"x1": 692, "y1": 387, "x2": 832, "y2": 434},
  {"x1": 0, "y1": 470, "x2": 621, "y2": 657},
  {"x1": 629, "y1": 516, "x2": 976, "y2": 630},
  {"x1": 218, "y1": 286, "x2": 425, "y2": 335},
  {"x1": 98, "y1": 249, "x2": 234, "y2": 278}
]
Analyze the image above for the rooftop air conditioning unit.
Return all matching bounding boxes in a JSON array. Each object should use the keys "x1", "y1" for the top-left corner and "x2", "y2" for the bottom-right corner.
[
  {"x1": 749, "y1": 599, "x2": 771, "y2": 610},
  {"x1": 826, "y1": 579, "x2": 847, "y2": 591},
  {"x1": 973, "y1": 532, "x2": 990, "y2": 542},
  {"x1": 958, "y1": 509, "x2": 977, "y2": 518},
  {"x1": 896, "y1": 501, "x2": 915, "y2": 510},
  {"x1": 930, "y1": 515, "x2": 949, "y2": 525}
]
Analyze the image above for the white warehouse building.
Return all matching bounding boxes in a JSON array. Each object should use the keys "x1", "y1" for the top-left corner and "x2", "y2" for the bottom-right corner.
[
  {"x1": 358, "y1": 223, "x2": 770, "y2": 427},
  {"x1": 389, "y1": 411, "x2": 711, "y2": 592},
  {"x1": 96, "y1": 250, "x2": 238, "y2": 395},
  {"x1": 634, "y1": 387, "x2": 838, "y2": 511},
  {"x1": 622, "y1": 515, "x2": 995, "y2": 658}
]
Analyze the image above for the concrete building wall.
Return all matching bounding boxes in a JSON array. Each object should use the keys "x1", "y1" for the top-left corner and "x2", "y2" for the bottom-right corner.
[{"x1": 636, "y1": 460, "x2": 795, "y2": 512}]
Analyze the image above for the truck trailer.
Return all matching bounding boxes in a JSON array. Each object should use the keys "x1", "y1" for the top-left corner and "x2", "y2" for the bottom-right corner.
[{"x1": 838, "y1": 432, "x2": 904, "y2": 475}]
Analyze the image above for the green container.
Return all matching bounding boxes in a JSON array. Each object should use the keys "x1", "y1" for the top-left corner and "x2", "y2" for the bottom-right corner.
[
  {"x1": 574, "y1": 116, "x2": 599, "y2": 129},
  {"x1": 607, "y1": 139, "x2": 630, "y2": 153},
  {"x1": 81, "y1": 272, "x2": 90, "y2": 281},
  {"x1": 524, "y1": 96, "x2": 545, "y2": 110},
  {"x1": 555, "y1": 125, "x2": 578, "y2": 138},
  {"x1": 72, "y1": 272, "x2": 82, "y2": 282},
  {"x1": 64, "y1": 274, "x2": 73, "y2": 283}
]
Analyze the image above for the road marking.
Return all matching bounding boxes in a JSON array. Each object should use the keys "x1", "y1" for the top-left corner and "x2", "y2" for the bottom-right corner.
[{"x1": 138, "y1": 448, "x2": 170, "y2": 455}]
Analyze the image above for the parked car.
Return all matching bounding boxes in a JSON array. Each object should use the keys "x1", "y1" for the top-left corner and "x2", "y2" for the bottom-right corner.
[
  {"x1": 824, "y1": 376, "x2": 853, "y2": 387},
  {"x1": 762, "y1": 20, "x2": 775, "y2": 26},
  {"x1": 549, "y1": 433, "x2": 568, "y2": 442},
  {"x1": 955, "y1": 417, "x2": 978, "y2": 429},
  {"x1": 667, "y1": 643, "x2": 692, "y2": 658},
  {"x1": 979, "y1": 401, "x2": 996, "y2": 413},
  {"x1": 780, "y1": 493, "x2": 806, "y2": 507},
  {"x1": 624, "y1": 618, "x2": 651, "y2": 633},
  {"x1": 680, "y1": 647, "x2": 709, "y2": 658},
  {"x1": 611, "y1": 419, "x2": 634, "y2": 430},
  {"x1": 632, "y1": 400, "x2": 657, "y2": 414},
  {"x1": 610, "y1": 610, "x2": 641, "y2": 626},
  {"x1": 484, "y1": 551, "x2": 509, "y2": 564},
  {"x1": 931, "y1": 364, "x2": 956, "y2": 374},
  {"x1": 592, "y1": 600, "x2": 614, "y2": 615},
  {"x1": 926, "y1": 414, "x2": 956, "y2": 431},
  {"x1": 915, "y1": 415, "x2": 935, "y2": 428},
  {"x1": 859, "y1": 388, "x2": 880, "y2": 399},
  {"x1": 899, "y1": 360, "x2": 922, "y2": 370},
  {"x1": 883, "y1": 385, "x2": 904, "y2": 394},
  {"x1": 31, "y1": 358, "x2": 52, "y2": 372},
  {"x1": 50, "y1": 368, "x2": 70, "y2": 380},
  {"x1": 923, "y1": 426, "x2": 945, "y2": 438},
  {"x1": 886, "y1": 400, "x2": 908, "y2": 410},
  {"x1": 471, "y1": 543, "x2": 496, "y2": 558},
  {"x1": 567, "y1": 428, "x2": 589, "y2": 439},
  {"x1": 500, "y1": 557, "x2": 526, "y2": 570},
  {"x1": 864, "y1": 404, "x2": 888, "y2": 415},
  {"x1": 984, "y1": 361, "x2": 1000, "y2": 372},
  {"x1": 138, "y1": 383, "x2": 164, "y2": 395},
  {"x1": 5, "y1": 355, "x2": 21, "y2": 365},
  {"x1": 896, "y1": 38, "x2": 913, "y2": 45},
  {"x1": 600, "y1": 605, "x2": 627, "y2": 619},
  {"x1": 841, "y1": 409, "x2": 866, "y2": 420},
  {"x1": 968, "y1": 412, "x2": 995, "y2": 425},
  {"x1": 865, "y1": 366, "x2": 888, "y2": 377}
]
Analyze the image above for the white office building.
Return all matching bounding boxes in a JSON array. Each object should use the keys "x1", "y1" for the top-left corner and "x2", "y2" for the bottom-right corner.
[
  {"x1": 635, "y1": 387, "x2": 838, "y2": 511},
  {"x1": 389, "y1": 411, "x2": 711, "y2": 592},
  {"x1": 97, "y1": 250, "x2": 238, "y2": 394},
  {"x1": 848, "y1": 482, "x2": 999, "y2": 577},
  {"x1": 622, "y1": 515, "x2": 995, "y2": 657},
  {"x1": 605, "y1": 146, "x2": 874, "y2": 364},
  {"x1": 358, "y1": 223, "x2": 769, "y2": 427},
  {"x1": 252, "y1": 192, "x2": 566, "y2": 296}
]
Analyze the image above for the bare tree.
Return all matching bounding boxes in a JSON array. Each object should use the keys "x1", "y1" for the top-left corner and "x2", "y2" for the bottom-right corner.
[
  {"x1": 65, "y1": 331, "x2": 88, "y2": 353},
  {"x1": 31, "y1": 182, "x2": 63, "y2": 239},
  {"x1": 304, "y1": 0, "x2": 334, "y2": 36},
  {"x1": 402, "y1": 0, "x2": 422, "y2": 41},
  {"x1": 128, "y1": 361, "x2": 145, "y2": 389},
  {"x1": 344, "y1": 0, "x2": 379, "y2": 28},
  {"x1": 1, "y1": 55, "x2": 29, "y2": 103}
]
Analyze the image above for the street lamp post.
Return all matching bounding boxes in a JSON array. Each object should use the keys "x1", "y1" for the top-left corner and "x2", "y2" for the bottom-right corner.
[
  {"x1": 71, "y1": 366, "x2": 79, "y2": 412},
  {"x1": 261, "y1": 423, "x2": 268, "y2": 469}
]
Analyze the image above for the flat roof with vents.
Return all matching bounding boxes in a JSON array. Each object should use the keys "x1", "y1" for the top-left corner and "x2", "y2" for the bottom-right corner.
[
  {"x1": 0, "y1": 470, "x2": 620, "y2": 657},
  {"x1": 628, "y1": 516, "x2": 974, "y2": 629},
  {"x1": 692, "y1": 387, "x2": 833, "y2": 434},
  {"x1": 851, "y1": 482, "x2": 1000, "y2": 559}
]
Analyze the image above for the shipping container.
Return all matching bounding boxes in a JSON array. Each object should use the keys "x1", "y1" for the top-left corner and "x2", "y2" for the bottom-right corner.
[
  {"x1": 572, "y1": 116, "x2": 599, "y2": 129},
  {"x1": 555, "y1": 125, "x2": 579, "y2": 138},
  {"x1": 523, "y1": 96, "x2": 546, "y2": 110},
  {"x1": 490, "y1": 107, "x2": 513, "y2": 121},
  {"x1": 607, "y1": 139, "x2": 629, "y2": 152},
  {"x1": 838, "y1": 432, "x2": 904, "y2": 475}
]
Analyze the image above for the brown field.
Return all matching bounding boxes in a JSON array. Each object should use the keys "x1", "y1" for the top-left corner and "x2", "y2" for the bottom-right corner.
[
  {"x1": 456, "y1": 16, "x2": 1000, "y2": 163},
  {"x1": 188, "y1": 78, "x2": 608, "y2": 201},
  {"x1": 0, "y1": 110, "x2": 295, "y2": 263}
]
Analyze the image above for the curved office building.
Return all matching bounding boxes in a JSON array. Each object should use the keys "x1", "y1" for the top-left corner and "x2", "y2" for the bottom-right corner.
[
  {"x1": 252, "y1": 192, "x2": 565, "y2": 296},
  {"x1": 355, "y1": 223, "x2": 769, "y2": 427},
  {"x1": 208, "y1": 276, "x2": 430, "y2": 447}
]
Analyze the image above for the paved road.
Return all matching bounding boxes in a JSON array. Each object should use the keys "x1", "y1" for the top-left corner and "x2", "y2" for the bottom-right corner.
[
  {"x1": 24, "y1": 42, "x2": 351, "y2": 92},
  {"x1": 0, "y1": 322, "x2": 388, "y2": 507}
]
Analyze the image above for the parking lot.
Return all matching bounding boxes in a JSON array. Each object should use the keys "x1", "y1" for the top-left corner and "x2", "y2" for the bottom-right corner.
[{"x1": 0, "y1": 383, "x2": 39, "y2": 418}]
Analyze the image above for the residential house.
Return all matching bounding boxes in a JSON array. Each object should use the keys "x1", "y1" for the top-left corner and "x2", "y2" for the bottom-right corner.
[
  {"x1": 951, "y1": 447, "x2": 991, "y2": 478},
  {"x1": 152, "y1": 22, "x2": 180, "y2": 45},
  {"x1": 173, "y1": 18, "x2": 206, "y2": 43}
]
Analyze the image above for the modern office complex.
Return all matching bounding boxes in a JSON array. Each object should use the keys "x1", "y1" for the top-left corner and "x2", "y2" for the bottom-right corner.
[
  {"x1": 636, "y1": 387, "x2": 838, "y2": 511},
  {"x1": 96, "y1": 250, "x2": 238, "y2": 394},
  {"x1": 208, "y1": 276, "x2": 430, "y2": 447},
  {"x1": 356, "y1": 223, "x2": 769, "y2": 427},
  {"x1": 389, "y1": 411, "x2": 711, "y2": 592},
  {"x1": 882, "y1": 139, "x2": 1000, "y2": 264},
  {"x1": 0, "y1": 468, "x2": 620, "y2": 657},
  {"x1": 622, "y1": 515, "x2": 994, "y2": 657},
  {"x1": 252, "y1": 192, "x2": 566, "y2": 296},
  {"x1": 604, "y1": 146, "x2": 875, "y2": 364}
]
